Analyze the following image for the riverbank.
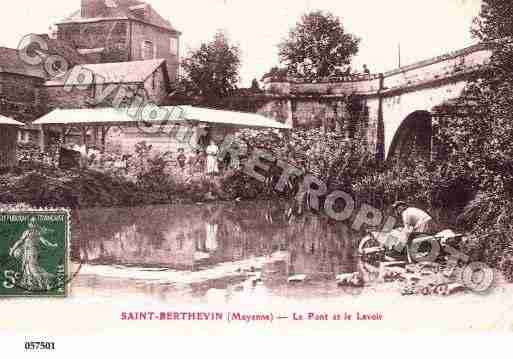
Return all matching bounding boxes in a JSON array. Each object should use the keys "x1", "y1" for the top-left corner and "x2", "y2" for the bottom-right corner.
[
  {"x1": 0, "y1": 162, "x2": 267, "y2": 208},
  {"x1": 2, "y1": 158, "x2": 512, "y2": 284}
]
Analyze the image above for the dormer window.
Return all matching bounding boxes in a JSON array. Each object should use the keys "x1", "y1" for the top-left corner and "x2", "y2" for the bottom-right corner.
[{"x1": 142, "y1": 40, "x2": 155, "y2": 59}]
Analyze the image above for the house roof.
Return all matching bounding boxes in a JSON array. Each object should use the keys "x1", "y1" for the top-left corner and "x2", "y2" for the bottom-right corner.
[
  {"x1": 0, "y1": 115, "x2": 25, "y2": 126},
  {"x1": 0, "y1": 47, "x2": 47, "y2": 78},
  {"x1": 44, "y1": 58, "x2": 166, "y2": 86},
  {"x1": 59, "y1": 0, "x2": 180, "y2": 34},
  {"x1": 33, "y1": 106, "x2": 292, "y2": 130},
  {"x1": 34, "y1": 107, "x2": 149, "y2": 125},
  {"x1": 0, "y1": 37, "x2": 85, "y2": 79}
]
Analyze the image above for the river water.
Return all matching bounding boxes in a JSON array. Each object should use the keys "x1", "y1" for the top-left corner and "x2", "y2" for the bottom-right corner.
[{"x1": 71, "y1": 201, "x2": 367, "y2": 302}]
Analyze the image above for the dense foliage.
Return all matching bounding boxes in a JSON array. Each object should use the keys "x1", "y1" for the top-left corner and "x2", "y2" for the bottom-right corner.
[
  {"x1": 179, "y1": 31, "x2": 241, "y2": 99},
  {"x1": 431, "y1": 0, "x2": 513, "y2": 273},
  {"x1": 219, "y1": 128, "x2": 377, "y2": 201},
  {"x1": 472, "y1": 0, "x2": 513, "y2": 42},
  {"x1": 278, "y1": 11, "x2": 360, "y2": 80}
]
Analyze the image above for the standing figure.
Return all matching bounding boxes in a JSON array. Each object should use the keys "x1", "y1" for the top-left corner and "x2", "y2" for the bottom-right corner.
[
  {"x1": 206, "y1": 140, "x2": 220, "y2": 176},
  {"x1": 195, "y1": 150, "x2": 207, "y2": 174},
  {"x1": 187, "y1": 150, "x2": 199, "y2": 176},
  {"x1": 9, "y1": 217, "x2": 58, "y2": 291},
  {"x1": 177, "y1": 148, "x2": 187, "y2": 171}
]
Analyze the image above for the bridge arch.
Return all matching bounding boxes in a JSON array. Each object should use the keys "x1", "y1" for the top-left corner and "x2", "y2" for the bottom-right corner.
[{"x1": 387, "y1": 111, "x2": 432, "y2": 161}]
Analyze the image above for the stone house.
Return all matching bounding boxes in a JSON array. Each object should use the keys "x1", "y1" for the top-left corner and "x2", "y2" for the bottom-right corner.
[
  {"x1": 0, "y1": 116, "x2": 24, "y2": 168},
  {"x1": 0, "y1": 0, "x2": 180, "y2": 148},
  {"x1": 0, "y1": 47, "x2": 47, "y2": 144},
  {"x1": 56, "y1": 0, "x2": 181, "y2": 82}
]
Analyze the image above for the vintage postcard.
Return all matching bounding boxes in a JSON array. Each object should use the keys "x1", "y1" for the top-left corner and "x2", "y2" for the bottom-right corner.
[{"x1": 0, "y1": 0, "x2": 512, "y2": 355}]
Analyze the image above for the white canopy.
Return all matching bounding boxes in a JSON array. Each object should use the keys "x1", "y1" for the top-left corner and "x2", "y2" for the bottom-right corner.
[
  {"x1": 172, "y1": 106, "x2": 291, "y2": 129},
  {"x1": 0, "y1": 115, "x2": 24, "y2": 126},
  {"x1": 33, "y1": 106, "x2": 291, "y2": 130},
  {"x1": 33, "y1": 107, "x2": 151, "y2": 126}
]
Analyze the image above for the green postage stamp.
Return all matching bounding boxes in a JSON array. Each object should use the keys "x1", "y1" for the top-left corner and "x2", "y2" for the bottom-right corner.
[{"x1": 0, "y1": 209, "x2": 70, "y2": 297}]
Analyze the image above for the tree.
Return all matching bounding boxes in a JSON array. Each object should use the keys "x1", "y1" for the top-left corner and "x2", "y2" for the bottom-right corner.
[
  {"x1": 437, "y1": 1, "x2": 513, "y2": 181},
  {"x1": 438, "y1": 0, "x2": 513, "y2": 252},
  {"x1": 452, "y1": 0, "x2": 513, "y2": 168},
  {"x1": 472, "y1": 0, "x2": 513, "y2": 78},
  {"x1": 472, "y1": 0, "x2": 513, "y2": 41},
  {"x1": 278, "y1": 11, "x2": 360, "y2": 80},
  {"x1": 181, "y1": 31, "x2": 241, "y2": 98},
  {"x1": 438, "y1": 1, "x2": 513, "y2": 173}
]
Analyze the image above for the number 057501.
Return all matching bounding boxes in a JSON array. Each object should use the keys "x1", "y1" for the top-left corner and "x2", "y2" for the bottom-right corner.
[{"x1": 24, "y1": 342, "x2": 55, "y2": 350}]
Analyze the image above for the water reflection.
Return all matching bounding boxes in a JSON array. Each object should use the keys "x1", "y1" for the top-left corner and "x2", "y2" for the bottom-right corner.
[{"x1": 72, "y1": 201, "x2": 361, "y2": 301}]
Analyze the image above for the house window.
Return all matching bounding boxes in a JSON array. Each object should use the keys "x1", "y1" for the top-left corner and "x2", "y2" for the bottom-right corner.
[
  {"x1": 142, "y1": 40, "x2": 155, "y2": 60},
  {"x1": 170, "y1": 37, "x2": 178, "y2": 56}
]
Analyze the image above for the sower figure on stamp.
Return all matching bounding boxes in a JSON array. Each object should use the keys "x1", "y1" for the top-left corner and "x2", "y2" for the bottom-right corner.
[
  {"x1": 9, "y1": 217, "x2": 58, "y2": 291},
  {"x1": 392, "y1": 202, "x2": 437, "y2": 263}
]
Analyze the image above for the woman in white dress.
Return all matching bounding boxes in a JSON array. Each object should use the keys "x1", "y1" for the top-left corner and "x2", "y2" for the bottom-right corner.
[{"x1": 206, "y1": 140, "x2": 219, "y2": 176}]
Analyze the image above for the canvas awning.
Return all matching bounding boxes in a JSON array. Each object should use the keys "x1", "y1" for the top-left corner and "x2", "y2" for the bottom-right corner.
[
  {"x1": 32, "y1": 106, "x2": 291, "y2": 130},
  {"x1": 173, "y1": 106, "x2": 291, "y2": 129},
  {"x1": 0, "y1": 115, "x2": 25, "y2": 126},
  {"x1": 33, "y1": 107, "x2": 154, "y2": 126}
]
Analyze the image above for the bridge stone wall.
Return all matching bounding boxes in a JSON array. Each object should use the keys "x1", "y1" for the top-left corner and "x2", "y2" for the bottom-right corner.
[
  {"x1": 377, "y1": 82, "x2": 468, "y2": 158},
  {"x1": 259, "y1": 42, "x2": 494, "y2": 160}
]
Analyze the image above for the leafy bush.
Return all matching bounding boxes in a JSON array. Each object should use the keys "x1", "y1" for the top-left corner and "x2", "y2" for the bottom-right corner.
[{"x1": 220, "y1": 170, "x2": 272, "y2": 200}]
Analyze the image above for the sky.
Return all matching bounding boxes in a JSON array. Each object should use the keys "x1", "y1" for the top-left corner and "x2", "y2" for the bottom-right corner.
[{"x1": 0, "y1": 0, "x2": 482, "y2": 86}]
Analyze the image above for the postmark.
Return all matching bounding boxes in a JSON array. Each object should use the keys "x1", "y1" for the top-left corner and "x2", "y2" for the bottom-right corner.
[{"x1": 0, "y1": 209, "x2": 70, "y2": 297}]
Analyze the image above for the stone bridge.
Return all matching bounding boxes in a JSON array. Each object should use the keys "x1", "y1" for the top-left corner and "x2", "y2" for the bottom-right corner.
[{"x1": 260, "y1": 42, "x2": 494, "y2": 160}]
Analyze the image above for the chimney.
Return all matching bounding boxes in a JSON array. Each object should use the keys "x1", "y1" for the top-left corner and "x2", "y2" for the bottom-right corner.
[
  {"x1": 81, "y1": 0, "x2": 107, "y2": 18},
  {"x1": 128, "y1": 3, "x2": 148, "y2": 20}
]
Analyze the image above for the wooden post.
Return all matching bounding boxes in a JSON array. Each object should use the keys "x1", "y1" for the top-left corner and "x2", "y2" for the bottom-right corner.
[
  {"x1": 334, "y1": 101, "x2": 341, "y2": 133},
  {"x1": 100, "y1": 126, "x2": 111, "y2": 153},
  {"x1": 431, "y1": 115, "x2": 440, "y2": 162},
  {"x1": 81, "y1": 126, "x2": 88, "y2": 153},
  {"x1": 101, "y1": 127, "x2": 106, "y2": 153},
  {"x1": 39, "y1": 125, "x2": 45, "y2": 152},
  {"x1": 320, "y1": 98, "x2": 326, "y2": 134},
  {"x1": 286, "y1": 99, "x2": 294, "y2": 129},
  {"x1": 92, "y1": 126, "x2": 98, "y2": 148},
  {"x1": 61, "y1": 126, "x2": 66, "y2": 146}
]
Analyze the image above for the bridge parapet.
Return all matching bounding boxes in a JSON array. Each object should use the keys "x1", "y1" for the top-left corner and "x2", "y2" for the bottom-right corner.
[
  {"x1": 381, "y1": 42, "x2": 493, "y2": 95},
  {"x1": 263, "y1": 74, "x2": 381, "y2": 96},
  {"x1": 263, "y1": 42, "x2": 494, "y2": 98}
]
